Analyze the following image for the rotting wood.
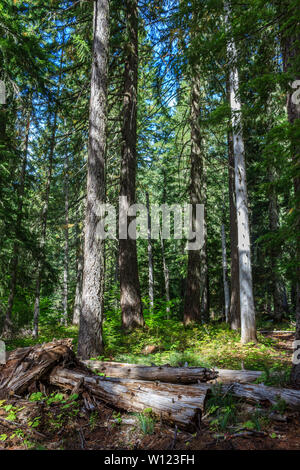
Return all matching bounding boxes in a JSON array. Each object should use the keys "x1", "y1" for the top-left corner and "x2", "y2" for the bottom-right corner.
[
  {"x1": 49, "y1": 367, "x2": 210, "y2": 430},
  {"x1": 82, "y1": 360, "x2": 217, "y2": 384},
  {"x1": 0, "y1": 339, "x2": 83, "y2": 397}
]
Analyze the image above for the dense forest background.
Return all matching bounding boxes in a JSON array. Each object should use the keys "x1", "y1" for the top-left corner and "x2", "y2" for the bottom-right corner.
[{"x1": 0, "y1": 0, "x2": 299, "y2": 379}]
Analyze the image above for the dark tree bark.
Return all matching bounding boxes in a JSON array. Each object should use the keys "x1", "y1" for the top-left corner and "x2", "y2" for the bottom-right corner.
[
  {"x1": 119, "y1": 0, "x2": 143, "y2": 329},
  {"x1": 3, "y1": 110, "x2": 31, "y2": 333},
  {"x1": 77, "y1": 0, "x2": 109, "y2": 358},
  {"x1": 268, "y1": 165, "x2": 284, "y2": 321},
  {"x1": 227, "y1": 128, "x2": 241, "y2": 329},
  {"x1": 183, "y1": 71, "x2": 207, "y2": 325}
]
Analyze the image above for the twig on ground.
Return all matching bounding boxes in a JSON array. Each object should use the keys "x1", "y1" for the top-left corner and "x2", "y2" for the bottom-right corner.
[{"x1": 0, "y1": 415, "x2": 46, "y2": 439}]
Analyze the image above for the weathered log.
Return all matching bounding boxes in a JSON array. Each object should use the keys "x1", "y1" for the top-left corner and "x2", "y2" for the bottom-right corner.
[
  {"x1": 3, "y1": 341, "x2": 300, "y2": 431},
  {"x1": 49, "y1": 366, "x2": 210, "y2": 430},
  {"x1": 49, "y1": 366, "x2": 300, "y2": 429},
  {"x1": 214, "y1": 368, "x2": 263, "y2": 383},
  {"x1": 0, "y1": 339, "x2": 80, "y2": 396},
  {"x1": 83, "y1": 361, "x2": 265, "y2": 385},
  {"x1": 222, "y1": 382, "x2": 300, "y2": 410},
  {"x1": 82, "y1": 360, "x2": 218, "y2": 384}
]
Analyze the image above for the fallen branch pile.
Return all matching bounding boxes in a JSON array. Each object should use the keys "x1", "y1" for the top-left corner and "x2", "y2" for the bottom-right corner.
[{"x1": 1, "y1": 340, "x2": 299, "y2": 431}]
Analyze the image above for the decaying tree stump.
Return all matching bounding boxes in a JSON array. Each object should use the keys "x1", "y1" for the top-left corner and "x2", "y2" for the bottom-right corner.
[{"x1": 0, "y1": 339, "x2": 82, "y2": 397}]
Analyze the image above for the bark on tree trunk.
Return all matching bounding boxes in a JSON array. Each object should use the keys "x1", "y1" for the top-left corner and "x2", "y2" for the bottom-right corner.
[
  {"x1": 224, "y1": 1, "x2": 256, "y2": 343},
  {"x1": 227, "y1": 128, "x2": 241, "y2": 329},
  {"x1": 268, "y1": 165, "x2": 284, "y2": 321},
  {"x1": 119, "y1": 0, "x2": 143, "y2": 329},
  {"x1": 73, "y1": 222, "x2": 83, "y2": 326},
  {"x1": 221, "y1": 222, "x2": 230, "y2": 323},
  {"x1": 160, "y1": 230, "x2": 170, "y2": 318},
  {"x1": 3, "y1": 110, "x2": 31, "y2": 333},
  {"x1": 146, "y1": 192, "x2": 154, "y2": 311},
  {"x1": 183, "y1": 70, "x2": 207, "y2": 324},
  {"x1": 62, "y1": 151, "x2": 69, "y2": 326},
  {"x1": 77, "y1": 0, "x2": 109, "y2": 358},
  {"x1": 160, "y1": 170, "x2": 170, "y2": 318}
]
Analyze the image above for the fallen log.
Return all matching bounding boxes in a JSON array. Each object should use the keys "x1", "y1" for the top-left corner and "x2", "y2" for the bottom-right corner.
[
  {"x1": 2, "y1": 341, "x2": 300, "y2": 431},
  {"x1": 214, "y1": 369, "x2": 263, "y2": 384},
  {"x1": 0, "y1": 339, "x2": 81, "y2": 397},
  {"x1": 82, "y1": 360, "x2": 218, "y2": 384},
  {"x1": 49, "y1": 366, "x2": 300, "y2": 429},
  {"x1": 222, "y1": 382, "x2": 300, "y2": 410},
  {"x1": 49, "y1": 366, "x2": 210, "y2": 430},
  {"x1": 83, "y1": 361, "x2": 265, "y2": 384}
]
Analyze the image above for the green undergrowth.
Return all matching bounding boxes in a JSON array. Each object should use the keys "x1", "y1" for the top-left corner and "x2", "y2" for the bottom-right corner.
[{"x1": 3, "y1": 310, "x2": 293, "y2": 375}]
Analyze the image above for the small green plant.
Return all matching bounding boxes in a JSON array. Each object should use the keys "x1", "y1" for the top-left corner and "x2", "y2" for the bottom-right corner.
[
  {"x1": 29, "y1": 392, "x2": 45, "y2": 402},
  {"x1": 10, "y1": 429, "x2": 25, "y2": 439},
  {"x1": 46, "y1": 392, "x2": 65, "y2": 405},
  {"x1": 205, "y1": 384, "x2": 238, "y2": 431},
  {"x1": 137, "y1": 409, "x2": 155, "y2": 435},
  {"x1": 271, "y1": 397, "x2": 287, "y2": 414},
  {"x1": 4, "y1": 404, "x2": 17, "y2": 422},
  {"x1": 28, "y1": 416, "x2": 41, "y2": 428},
  {"x1": 89, "y1": 411, "x2": 99, "y2": 430},
  {"x1": 256, "y1": 365, "x2": 291, "y2": 387}
]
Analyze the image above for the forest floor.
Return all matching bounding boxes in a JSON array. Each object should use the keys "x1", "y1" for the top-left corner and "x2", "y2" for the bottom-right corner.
[{"x1": 1, "y1": 322, "x2": 300, "y2": 450}]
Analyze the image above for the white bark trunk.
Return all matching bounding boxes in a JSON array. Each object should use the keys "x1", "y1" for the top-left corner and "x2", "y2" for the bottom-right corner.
[
  {"x1": 221, "y1": 223, "x2": 230, "y2": 322},
  {"x1": 62, "y1": 150, "x2": 69, "y2": 325},
  {"x1": 224, "y1": 1, "x2": 256, "y2": 343}
]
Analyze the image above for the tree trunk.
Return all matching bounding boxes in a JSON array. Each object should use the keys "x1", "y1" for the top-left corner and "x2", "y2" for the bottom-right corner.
[
  {"x1": 280, "y1": 8, "x2": 300, "y2": 386},
  {"x1": 73, "y1": 222, "x2": 83, "y2": 326},
  {"x1": 183, "y1": 70, "x2": 207, "y2": 325},
  {"x1": 119, "y1": 0, "x2": 143, "y2": 329},
  {"x1": 227, "y1": 128, "x2": 241, "y2": 329},
  {"x1": 268, "y1": 165, "x2": 284, "y2": 321},
  {"x1": 221, "y1": 222, "x2": 230, "y2": 323},
  {"x1": 62, "y1": 151, "x2": 69, "y2": 326},
  {"x1": 146, "y1": 192, "x2": 154, "y2": 311},
  {"x1": 160, "y1": 230, "x2": 170, "y2": 318},
  {"x1": 224, "y1": 1, "x2": 256, "y2": 343},
  {"x1": 77, "y1": 0, "x2": 109, "y2": 359},
  {"x1": 3, "y1": 110, "x2": 31, "y2": 333}
]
